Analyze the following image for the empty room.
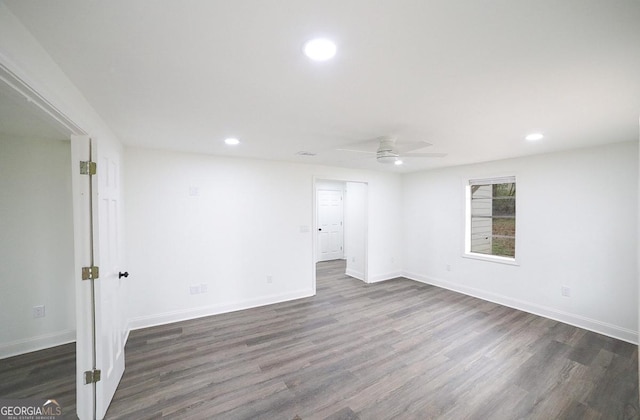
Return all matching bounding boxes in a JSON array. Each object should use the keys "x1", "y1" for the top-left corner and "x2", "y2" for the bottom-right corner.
[{"x1": 1, "y1": 1, "x2": 639, "y2": 419}]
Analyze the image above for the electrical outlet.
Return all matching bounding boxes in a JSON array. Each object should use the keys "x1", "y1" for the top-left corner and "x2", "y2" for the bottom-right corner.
[
  {"x1": 267, "y1": 275, "x2": 273, "y2": 284},
  {"x1": 561, "y1": 286, "x2": 571, "y2": 297},
  {"x1": 32, "y1": 305, "x2": 45, "y2": 318},
  {"x1": 200, "y1": 284, "x2": 208, "y2": 293},
  {"x1": 446, "y1": 264, "x2": 452, "y2": 272},
  {"x1": 189, "y1": 285, "x2": 200, "y2": 295},
  {"x1": 351, "y1": 257, "x2": 356, "y2": 263}
]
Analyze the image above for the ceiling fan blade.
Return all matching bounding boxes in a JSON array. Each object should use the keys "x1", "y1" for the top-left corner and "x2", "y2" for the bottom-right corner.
[
  {"x1": 395, "y1": 141, "x2": 432, "y2": 153},
  {"x1": 401, "y1": 152, "x2": 448, "y2": 158},
  {"x1": 336, "y1": 148, "x2": 376, "y2": 154},
  {"x1": 336, "y1": 137, "x2": 382, "y2": 152}
]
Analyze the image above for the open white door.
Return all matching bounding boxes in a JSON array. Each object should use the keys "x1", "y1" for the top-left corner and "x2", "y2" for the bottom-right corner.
[
  {"x1": 71, "y1": 135, "x2": 126, "y2": 419},
  {"x1": 93, "y1": 137, "x2": 126, "y2": 418}
]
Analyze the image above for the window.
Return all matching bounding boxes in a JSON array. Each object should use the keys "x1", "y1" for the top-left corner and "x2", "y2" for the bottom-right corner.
[{"x1": 466, "y1": 176, "x2": 516, "y2": 260}]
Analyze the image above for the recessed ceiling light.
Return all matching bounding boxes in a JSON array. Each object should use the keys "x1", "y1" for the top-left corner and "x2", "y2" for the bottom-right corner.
[
  {"x1": 394, "y1": 159, "x2": 403, "y2": 166},
  {"x1": 303, "y1": 38, "x2": 337, "y2": 61},
  {"x1": 224, "y1": 137, "x2": 240, "y2": 145},
  {"x1": 525, "y1": 133, "x2": 544, "y2": 141}
]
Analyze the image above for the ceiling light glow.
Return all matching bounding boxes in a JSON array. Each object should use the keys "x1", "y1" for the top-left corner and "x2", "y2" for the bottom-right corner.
[
  {"x1": 303, "y1": 38, "x2": 337, "y2": 61},
  {"x1": 525, "y1": 133, "x2": 544, "y2": 141},
  {"x1": 394, "y1": 159, "x2": 403, "y2": 166},
  {"x1": 224, "y1": 137, "x2": 240, "y2": 145}
]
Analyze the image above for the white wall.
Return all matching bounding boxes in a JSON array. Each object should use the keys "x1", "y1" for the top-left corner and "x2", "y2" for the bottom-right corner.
[
  {"x1": 345, "y1": 182, "x2": 367, "y2": 280},
  {"x1": 0, "y1": 137, "x2": 75, "y2": 358},
  {"x1": 403, "y1": 141, "x2": 639, "y2": 343},
  {"x1": 125, "y1": 148, "x2": 403, "y2": 329}
]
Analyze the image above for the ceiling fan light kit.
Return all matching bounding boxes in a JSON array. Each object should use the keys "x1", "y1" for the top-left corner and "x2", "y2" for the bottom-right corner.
[
  {"x1": 376, "y1": 136, "x2": 400, "y2": 163},
  {"x1": 377, "y1": 152, "x2": 400, "y2": 164}
]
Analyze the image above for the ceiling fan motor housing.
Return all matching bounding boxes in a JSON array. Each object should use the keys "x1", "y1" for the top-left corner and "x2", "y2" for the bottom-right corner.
[{"x1": 377, "y1": 137, "x2": 399, "y2": 163}]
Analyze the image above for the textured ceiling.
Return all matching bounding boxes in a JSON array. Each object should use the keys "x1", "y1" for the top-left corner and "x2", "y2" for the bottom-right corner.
[{"x1": 5, "y1": 0, "x2": 640, "y2": 172}]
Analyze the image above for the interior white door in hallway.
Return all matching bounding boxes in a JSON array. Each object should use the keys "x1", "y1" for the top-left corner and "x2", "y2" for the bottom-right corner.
[{"x1": 317, "y1": 189, "x2": 344, "y2": 262}]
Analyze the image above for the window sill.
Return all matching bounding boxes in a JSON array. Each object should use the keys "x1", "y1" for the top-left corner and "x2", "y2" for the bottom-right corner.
[{"x1": 463, "y1": 252, "x2": 519, "y2": 266}]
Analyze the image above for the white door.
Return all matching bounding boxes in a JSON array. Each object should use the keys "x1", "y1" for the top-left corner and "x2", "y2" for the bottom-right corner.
[
  {"x1": 94, "y1": 137, "x2": 126, "y2": 419},
  {"x1": 317, "y1": 189, "x2": 344, "y2": 261},
  {"x1": 71, "y1": 136, "x2": 125, "y2": 419}
]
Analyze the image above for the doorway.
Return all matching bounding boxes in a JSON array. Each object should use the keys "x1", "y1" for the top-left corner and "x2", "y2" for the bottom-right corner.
[
  {"x1": 0, "y1": 64, "x2": 128, "y2": 419},
  {"x1": 313, "y1": 178, "x2": 368, "y2": 289},
  {"x1": 0, "y1": 81, "x2": 77, "y2": 414}
]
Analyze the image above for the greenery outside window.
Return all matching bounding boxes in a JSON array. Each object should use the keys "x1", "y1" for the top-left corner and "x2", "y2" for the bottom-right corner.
[{"x1": 467, "y1": 176, "x2": 516, "y2": 259}]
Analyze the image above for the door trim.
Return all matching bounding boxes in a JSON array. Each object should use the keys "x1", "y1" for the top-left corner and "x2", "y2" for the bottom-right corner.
[
  {"x1": 71, "y1": 135, "x2": 97, "y2": 420},
  {"x1": 0, "y1": 53, "x2": 94, "y2": 419},
  {"x1": 0, "y1": 57, "x2": 86, "y2": 136}
]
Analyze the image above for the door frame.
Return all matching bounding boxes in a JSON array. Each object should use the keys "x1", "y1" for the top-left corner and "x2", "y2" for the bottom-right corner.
[
  {"x1": 70, "y1": 135, "x2": 96, "y2": 419},
  {"x1": 0, "y1": 59, "x2": 94, "y2": 418},
  {"x1": 312, "y1": 177, "x2": 369, "y2": 293}
]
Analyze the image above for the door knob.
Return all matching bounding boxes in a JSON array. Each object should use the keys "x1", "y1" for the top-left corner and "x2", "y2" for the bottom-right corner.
[{"x1": 119, "y1": 271, "x2": 129, "y2": 279}]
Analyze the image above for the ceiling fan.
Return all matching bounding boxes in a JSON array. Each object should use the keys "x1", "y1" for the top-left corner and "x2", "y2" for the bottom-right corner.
[{"x1": 337, "y1": 136, "x2": 447, "y2": 164}]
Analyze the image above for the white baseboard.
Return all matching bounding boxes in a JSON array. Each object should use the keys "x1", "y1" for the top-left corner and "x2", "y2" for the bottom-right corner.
[
  {"x1": 368, "y1": 271, "x2": 403, "y2": 284},
  {"x1": 403, "y1": 271, "x2": 638, "y2": 345},
  {"x1": 0, "y1": 329, "x2": 76, "y2": 360},
  {"x1": 128, "y1": 288, "x2": 315, "y2": 332},
  {"x1": 345, "y1": 268, "x2": 365, "y2": 281}
]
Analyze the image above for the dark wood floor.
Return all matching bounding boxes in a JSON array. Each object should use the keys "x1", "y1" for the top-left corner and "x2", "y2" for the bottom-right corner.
[
  {"x1": 108, "y1": 260, "x2": 639, "y2": 419},
  {"x1": 0, "y1": 341, "x2": 76, "y2": 418},
  {"x1": 2, "y1": 260, "x2": 639, "y2": 419}
]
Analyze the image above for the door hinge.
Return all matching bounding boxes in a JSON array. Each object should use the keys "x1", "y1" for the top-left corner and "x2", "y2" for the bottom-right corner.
[
  {"x1": 80, "y1": 161, "x2": 97, "y2": 175},
  {"x1": 84, "y1": 369, "x2": 101, "y2": 384},
  {"x1": 81, "y1": 266, "x2": 99, "y2": 280}
]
